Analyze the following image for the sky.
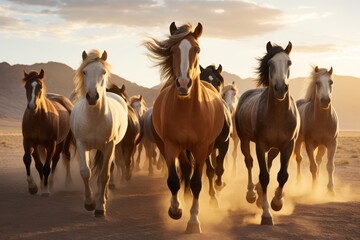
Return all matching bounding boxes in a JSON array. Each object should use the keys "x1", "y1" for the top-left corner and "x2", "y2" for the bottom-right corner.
[{"x1": 1, "y1": 0, "x2": 359, "y2": 88}]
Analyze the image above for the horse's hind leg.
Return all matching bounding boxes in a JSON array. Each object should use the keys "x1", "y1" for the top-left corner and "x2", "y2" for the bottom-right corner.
[
  {"x1": 215, "y1": 140, "x2": 229, "y2": 191},
  {"x1": 305, "y1": 141, "x2": 318, "y2": 189},
  {"x1": 178, "y1": 150, "x2": 192, "y2": 206},
  {"x1": 326, "y1": 140, "x2": 337, "y2": 194},
  {"x1": 23, "y1": 144, "x2": 38, "y2": 194},
  {"x1": 241, "y1": 139, "x2": 256, "y2": 203},
  {"x1": 41, "y1": 140, "x2": 56, "y2": 196},
  {"x1": 48, "y1": 142, "x2": 64, "y2": 193},
  {"x1": 231, "y1": 136, "x2": 239, "y2": 176},
  {"x1": 315, "y1": 145, "x2": 326, "y2": 177},
  {"x1": 294, "y1": 139, "x2": 303, "y2": 184},
  {"x1": 62, "y1": 133, "x2": 73, "y2": 188},
  {"x1": 205, "y1": 155, "x2": 217, "y2": 208},
  {"x1": 78, "y1": 142, "x2": 95, "y2": 212}
]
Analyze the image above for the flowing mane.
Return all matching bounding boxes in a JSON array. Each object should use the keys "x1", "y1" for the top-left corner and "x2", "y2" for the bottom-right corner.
[
  {"x1": 256, "y1": 44, "x2": 287, "y2": 87},
  {"x1": 304, "y1": 66, "x2": 330, "y2": 102},
  {"x1": 143, "y1": 23, "x2": 193, "y2": 86},
  {"x1": 72, "y1": 49, "x2": 112, "y2": 102}
]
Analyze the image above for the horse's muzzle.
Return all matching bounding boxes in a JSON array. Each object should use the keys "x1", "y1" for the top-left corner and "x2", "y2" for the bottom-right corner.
[
  {"x1": 274, "y1": 83, "x2": 288, "y2": 100},
  {"x1": 176, "y1": 78, "x2": 192, "y2": 95},
  {"x1": 321, "y1": 97, "x2": 331, "y2": 109},
  {"x1": 86, "y1": 92, "x2": 99, "y2": 105}
]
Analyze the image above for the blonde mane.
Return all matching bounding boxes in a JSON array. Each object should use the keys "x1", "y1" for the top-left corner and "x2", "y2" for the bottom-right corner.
[
  {"x1": 304, "y1": 66, "x2": 330, "y2": 102},
  {"x1": 72, "y1": 49, "x2": 112, "y2": 102},
  {"x1": 143, "y1": 23, "x2": 193, "y2": 88}
]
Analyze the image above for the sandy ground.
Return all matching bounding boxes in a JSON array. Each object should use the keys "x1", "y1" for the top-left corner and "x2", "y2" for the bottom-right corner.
[{"x1": 0, "y1": 131, "x2": 359, "y2": 240}]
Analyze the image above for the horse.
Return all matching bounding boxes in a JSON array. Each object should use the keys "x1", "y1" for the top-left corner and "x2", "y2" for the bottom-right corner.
[
  {"x1": 144, "y1": 22, "x2": 225, "y2": 233},
  {"x1": 221, "y1": 81, "x2": 240, "y2": 176},
  {"x1": 200, "y1": 64, "x2": 232, "y2": 207},
  {"x1": 294, "y1": 66, "x2": 338, "y2": 193},
  {"x1": 106, "y1": 84, "x2": 142, "y2": 183},
  {"x1": 234, "y1": 41, "x2": 299, "y2": 225},
  {"x1": 70, "y1": 50, "x2": 128, "y2": 217},
  {"x1": 21, "y1": 69, "x2": 73, "y2": 195}
]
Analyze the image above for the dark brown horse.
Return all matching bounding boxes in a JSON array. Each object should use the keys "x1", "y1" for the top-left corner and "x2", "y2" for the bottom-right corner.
[
  {"x1": 294, "y1": 66, "x2": 338, "y2": 193},
  {"x1": 22, "y1": 69, "x2": 73, "y2": 195},
  {"x1": 200, "y1": 64, "x2": 232, "y2": 207},
  {"x1": 235, "y1": 42, "x2": 299, "y2": 225},
  {"x1": 144, "y1": 22, "x2": 225, "y2": 233}
]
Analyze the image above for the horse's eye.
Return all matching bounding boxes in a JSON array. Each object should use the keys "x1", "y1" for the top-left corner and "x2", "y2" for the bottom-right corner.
[
  {"x1": 83, "y1": 71, "x2": 86, "y2": 75},
  {"x1": 102, "y1": 70, "x2": 106, "y2": 75},
  {"x1": 329, "y1": 79, "x2": 333, "y2": 85},
  {"x1": 288, "y1": 60, "x2": 292, "y2": 66},
  {"x1": 196, "y1": 47, "x2": 200, "y2": 54}
]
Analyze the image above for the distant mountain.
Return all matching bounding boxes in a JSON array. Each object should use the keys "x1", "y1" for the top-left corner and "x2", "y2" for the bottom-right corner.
[{"x1": 0, "y1": 61, "x2": 359, "y2": 131}]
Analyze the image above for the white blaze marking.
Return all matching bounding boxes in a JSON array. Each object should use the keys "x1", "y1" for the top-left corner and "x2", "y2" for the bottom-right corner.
[
  {"x1": 271, "y1": 52, "x2": 290, "y2": 85},
  {"x1": 29, "y1": 81, "x2": 37, "y2": 109},
  {"x1": 208, "y1": 75, "x2": 214, "y2": 82},
  {"x1": 179, "y1": 39, "x2": 191, "y2": 81}
]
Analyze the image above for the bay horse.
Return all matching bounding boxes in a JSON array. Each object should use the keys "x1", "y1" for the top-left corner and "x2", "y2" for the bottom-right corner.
[
  {"x1": 144, "y1": 22, "x2": 225, "y2": 233},
  {"x1": 221, "y1": 81, "x2": 240, "y2": 176},
  {"x1": 294, "y1": 66, "x2": 338, "y2": 193},
  {"x1": 200, "y1": 64, "x2": 232, "y2": 207},
  {"x1": 22, "y1": 69, "x2": 73, "y2": 195},
  {"x1": 106, "y1": 84, "x2": 142, "y2": 183},
  {"x1": 234, "y1": 41, "x2": 299, "y2": 225},
  {"x1": 70, "y1": 50, "x2": 128, "y2": 217}
]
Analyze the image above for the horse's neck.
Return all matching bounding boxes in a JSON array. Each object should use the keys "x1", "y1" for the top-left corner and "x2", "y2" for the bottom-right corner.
[
  {"x1": 85, "y1": 92, "x2": 109, "y2": 117},
  {"x1": 267, "y1": 87, "x2": 291, "y2": 112}
]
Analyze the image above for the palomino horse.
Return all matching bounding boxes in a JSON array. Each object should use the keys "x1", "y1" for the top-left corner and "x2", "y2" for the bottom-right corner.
[
  {"x1": 200, "y1": 64, "x2": 232, "y2": 207},
  {"x1": 22, "y1": 69, "x2": 73, "y2": 195},
  {"x1": 235, "y1": 41, "x2": 299, "y2": 225},
  {"x1": 107, "y1": 84, "x2": 142, "y2": 183},
  {"x1": 221, "y1": 81, "x2": 240, "y2": 176},
  {"x1": 144, "y1": 22, "x2": 225, "y2": 233},
  {"x1": 294, "y1": 66, "x2": 338, "y2": 193},
  {"x1": 70, "y1": 50, "x2": 128, "y2": 217}
]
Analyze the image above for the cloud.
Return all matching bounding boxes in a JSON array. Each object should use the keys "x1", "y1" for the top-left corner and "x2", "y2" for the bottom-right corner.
[
  {"x1": 4, "y1": 0, "x2": 285, "y2": 40},
  {"x1": 295, "y1": 44, "x2": 339, "y2": 53},
  {"x1": 0, "y1": 16, "x2": 22, "y2": 29}
]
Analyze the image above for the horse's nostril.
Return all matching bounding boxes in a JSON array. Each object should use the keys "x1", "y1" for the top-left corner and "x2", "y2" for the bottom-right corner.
[
  {"x1": 187, "y1": 79, "x2": 192, "y2": 88},
  {"x1": 95, "y1": 92, "x2": 99, "y2": 100},
  {"x1": 86, "y1": 93, "x2": 90, "y2": 100}
]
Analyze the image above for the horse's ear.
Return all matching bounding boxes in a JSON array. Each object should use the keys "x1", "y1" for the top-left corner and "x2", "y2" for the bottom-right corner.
[
  {"x1": 285, "y1": 41, "x2": 292, "y2": 54},
  {"x1": 120, "y1": 84, "x2": 125, "y2": 92},
  {"x1": 232, "y1": 81, "x2": 235, "y2": 86},
  {"x1": 315, "y1": 66, "x2": 319, "y2": 72},
  {"x1": 101, "y1": 51, "x2": 107, "y2": 61},
  {"x1": 82, "y1": 51, "x2": 87, "y2": 60},
  {"x1": 217, "y1": 64, "x2": 222, "y2": 73},
  {"x1": 23, "y1": 70, "x2": 28, "y2": 78},
  {"x1": 39, "y1": 69, "x2": 44, "y2": 79},
  {"x1": 139, "y1": 95, "x2": 143, "y2": 101},
  {"x1": 200, "y1": 65, "x2": 204, "y2": 72},
  {"x1": 170, "y1": 22, "x2": 177, "y2": 35},
  {"x1": 328, "y1": 66, "x2": 333, "y2": 75},
  {"x1": 193, "y1": 23, "x2": 203, "y2": 39},
  {"x1": 266, "y1": 41, "x2": 272, "y2": 52}
]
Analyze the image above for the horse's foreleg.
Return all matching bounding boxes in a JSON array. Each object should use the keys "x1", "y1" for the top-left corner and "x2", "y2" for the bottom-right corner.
[
  {"x1": 294, "y1": 139, "x2": 303, "y2": 184},
  {"x1": 215, "y1": 140, "x2": 229, "y2": 191},
  {"x1": 241, "y1": 139, "x2": 256, "y2": 203},
  {"x1": 326, "y1": 140, "x2": 337, "y2": 194},
  {"x1": 41, "y1": 141, "x2": 56, "y2": 196},
  {"x1": 78, "y1": 142, "x2": 95, "y2": 211},
  {"x1": 305, "y1": 141, "x2": 318, "y2": 189},
  {"x1": 23, "y1": 144, "x2": 38, "y2": 194},
  {"x1": 316, "y1": 145, "x2": 326, "y2": 177},
  {"x1": 134, "y1": 144, "x2": 142, "y2": 172},
  {"x1": 205, "y1": 156, "x2": 217, "y2": 208},
  {"x1": 186, "y1": 155, "x2": 205, "y2": 234},
  {"x1": 232, "y1": 136, "x2": 239, "y2": 176},
  {"x1": 271, "y1": 141, "x2": 293, "y2": 212},
  {"x1": 62, "y1": 133, "x2": 73, "y2": 188},
  {"x1": 256, "y1": 144, "x2": 272, "y2": 225},
  {"x1": 48, "y1": 142, "x2": 64, "y2": 193}
]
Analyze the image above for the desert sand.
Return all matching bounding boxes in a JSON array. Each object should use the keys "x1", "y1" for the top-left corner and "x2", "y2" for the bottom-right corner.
[{"x1": 0, "y1": 130, "x2": 359, "y2": 240}]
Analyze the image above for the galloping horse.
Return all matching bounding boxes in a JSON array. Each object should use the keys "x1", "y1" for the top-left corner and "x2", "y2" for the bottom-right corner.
[
  {"x1": 235, "y1": 42, "x2": 299, "y2": 225},
  {"x1": 294, "y1": 66, "x2": 338, "y2": 193},
  {"x1": 221, "y1": 82, "x2": 240, "y2": 176},
  {"x1": 144, "y1": 22, "x2": 225, "y2": 233},
  {"x1": 22, "y1": 69, "x2": 73, "y2": 195},
  {"x1": 70, "y1": 50, "x2": 128, "y2": 217},
  {"x1": 200, "y1": 64, "x2": 232, "y2": 207}
]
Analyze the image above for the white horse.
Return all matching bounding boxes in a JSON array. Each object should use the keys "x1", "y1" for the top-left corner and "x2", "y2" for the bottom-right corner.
[
  {"x1": 70, "y1": 50, "x2": 128, "y2": 217},
  {"x1": 294, "y1": 66, "x2": 338, "y2": 193}
]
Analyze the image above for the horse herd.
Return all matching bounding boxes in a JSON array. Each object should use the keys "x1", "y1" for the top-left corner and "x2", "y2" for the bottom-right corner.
[{"x1": 20, "y1": 22, "x2": 338, "y2": 233}]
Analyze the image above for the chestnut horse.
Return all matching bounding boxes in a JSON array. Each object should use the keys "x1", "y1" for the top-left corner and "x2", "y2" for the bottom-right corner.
[
  {"x1": 235, "y1": 42, "x2": 299, "y2": 225},
  {"x1": 294, "y1": 66, "x2": 338, "y2": 193},
  {"x1": 144, "y1": 22, "x2": 224, "y2": 233},
  {"x1": 70, "y1": 50, "x2": 128, "y2": 217},
  {"x1": 22, "y1": 69, "x2": 73, "y2": 195}
]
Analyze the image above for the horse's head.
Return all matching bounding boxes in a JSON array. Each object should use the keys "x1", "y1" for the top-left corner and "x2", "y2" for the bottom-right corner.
[
  {"x1": 130, "y1": 95, "x2": 147, "y2": 119},
  {"x1": 200, "y1": 64, "x2": 224, "y2": 92},
  {"x1": 81, "y1": 50, "x2": 108, "y2": 106},
  {"x1": 107, "y1": 83, "x2": 128, "y2": 102},
  {"x1": 221, "y1": 81, "x2": 238, "y2": 114},
  {"x1": 258, "y1": 41, "x2": 292, "y2": 100},
  {"x1": 170, "y1": 22, "x2": 202, "y2": 96},
  {"x1": 314, "y1": 66, "x2": 333, "y2": 109},
  {"x1": 22, "y1": 69, "x2": 45, "y2": 114}
]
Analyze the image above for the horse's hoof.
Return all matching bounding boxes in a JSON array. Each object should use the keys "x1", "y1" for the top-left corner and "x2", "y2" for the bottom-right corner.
[
  {"x1": 271, "y1": 198, "x2": 283, "y2": 212},
  {"x1": 94, "y1": 209, "x2": 106, "y2": 217},
  {"x1": 84, "y1": 201, "x2": 96, "y2": 211},
  {"x1": 185, "y1": 222, "x2": 202, "y2": 234},
  {"x1": 168, "y1": 207, "x2": 182, "y2": 220},
  {"x1": 28, "y1": 186, "x2": 38, "y2": 195},
  {"x1": 209, "y1": 197, "x2": 219, "y2": 208},
  {"x1": 108, "y1": 183, "x2": 116, "y2": 190},
  {"x1": 261, "y1": 216, "x2": 274, "y2": 225},
  {"x1": 246, "y1": 191, "x2": 256, "y2": 203},
  {"x1": 215, "y1": 181, "x2": 226, "y2": 191}
]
